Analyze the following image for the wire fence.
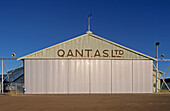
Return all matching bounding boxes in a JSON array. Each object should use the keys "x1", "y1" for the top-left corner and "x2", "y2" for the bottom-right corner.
[{"x1": 0, "y1": 83, "x2": 24, "y2": 94}]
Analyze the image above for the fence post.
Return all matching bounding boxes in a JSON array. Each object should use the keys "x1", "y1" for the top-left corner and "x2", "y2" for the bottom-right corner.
[{"x1": 16, "y1": 83, "x2": 17, "y2": 95}]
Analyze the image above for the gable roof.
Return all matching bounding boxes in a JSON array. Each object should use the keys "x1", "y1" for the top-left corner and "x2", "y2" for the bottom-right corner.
[{"x1": 18, "y1": 31, "x2": 156, "y2": 61}]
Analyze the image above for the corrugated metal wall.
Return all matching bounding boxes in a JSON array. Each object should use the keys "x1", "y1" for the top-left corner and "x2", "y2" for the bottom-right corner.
[
  {"x1": 90, "y1": 60, "x2": 112, "y2": 93},
  {"x1": 133, "y1": 60, "x2": 153, "y2": 93},
  {"x1": 21, "y1": 34, "x2": 152, "y2": 60},
  {"x1": 112, "y1": 60, "x2": 133, "y2": 93},
  {"x1": 69, "y1": 60, "x2": 89, "y2": 93},
  {"x1": 153, "y1": 70, "x2": 162, "y2": 93},
  {"x1": 24, "y1": 60, "x2": 153, "y2": 94}
]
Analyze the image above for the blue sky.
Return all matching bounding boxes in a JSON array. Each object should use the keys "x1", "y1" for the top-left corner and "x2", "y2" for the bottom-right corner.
[{"x1": 0, "y1": 0, "x2": 170, "y2": 77}]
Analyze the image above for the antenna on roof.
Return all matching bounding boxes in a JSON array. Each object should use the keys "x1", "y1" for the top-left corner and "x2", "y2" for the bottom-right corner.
[{"x1": 88, "y1": 13, "x2": 92, "y2": 31}]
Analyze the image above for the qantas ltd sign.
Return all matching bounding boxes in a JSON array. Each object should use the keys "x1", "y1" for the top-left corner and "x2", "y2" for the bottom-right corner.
[{"x1": 56, "y1": 49, "x2": 124, "y2": 58}]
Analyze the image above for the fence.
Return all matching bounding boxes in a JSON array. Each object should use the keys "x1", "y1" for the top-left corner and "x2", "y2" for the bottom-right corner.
[{"x1": 0, "y1": 83, "x2": 24, "y2": 94}]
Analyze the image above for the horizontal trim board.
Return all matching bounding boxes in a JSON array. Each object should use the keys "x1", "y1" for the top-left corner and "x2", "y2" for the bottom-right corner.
[{"x1": 22, "y1": 58, "x2": 152, "y2": 60}]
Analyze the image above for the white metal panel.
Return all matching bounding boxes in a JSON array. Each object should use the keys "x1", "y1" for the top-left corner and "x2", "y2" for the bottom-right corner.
[
  {"x1": 112, "y1": 60, "x2": 133, "y2": 93},
  {"x1": 46, "y1": 60, "x2": 53, "y2": 94},
  {"x1": 55, "y1": 60, "x2": 69, "y2": 93},
  {"x1": 51, "y1": 60, "x2": 58, "y2": 93},
  {"x1": 26, "y1": 60, "x2": 47, "y2": 94},
  {"x1": 29, "y1": 60, "x2": 37, "y2": 94},
  {"x1": 25, "y1": 59, "x2": 153, "y2": 94},
  {"x1": 69, "y1": 60, "x2": 90, "y2": 93},
  {"x1": 43, "y1": 60, "x2": 69, "y2": 94},
  {"x1": 143, "y1": 60, "x2": 153, "y2": 93},
  {"x1": 133, "y1": 60, "x2": 153, "y2": 93},
  {"x1": 90, "y1": 60, "x2": 111, "y2": 93},
  {"x1": 25, "y1": 60, "x2": 69, "y2": 94},
  {"x1": 35, "y1": 60, "x2": 46, "y2": 94},
  {"x1": 25, "y1": 60, "x2": 31, "y2": 94}
]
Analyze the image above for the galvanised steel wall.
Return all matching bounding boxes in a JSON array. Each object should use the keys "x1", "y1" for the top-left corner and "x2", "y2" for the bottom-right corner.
[
  {"x1": 19, "y1": 33, "x2": 155, "y2": 60},
  {"x1": 153, "y1": 70, "x2": 162, "y2": 93},
  {"x1": 24, "y1": 60, "x2": 153, "y2": 94},
  {"x1": 69, "y1": 60, "x2": 90, "y2": 93},
  {"x1": 132, "y1": 60, "x2": 153, "y2": 93},
  {"x1": 112, "y1": 60, "x2": 133, "y2": 93}
]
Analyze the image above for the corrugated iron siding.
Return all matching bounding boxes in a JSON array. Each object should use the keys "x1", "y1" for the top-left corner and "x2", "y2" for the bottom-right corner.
[
  {"x1": 69, "y1": 60, "x2": 90, "y2": 93},
  {"x1": 153, "y1": 70, "x2": 161, "y2": 93},
  {"x1": 133, "y1": 60, "x2": 153, "y2": 93},
  {"x1": 25, "y1": 35, "x2": 148, "y2": 60},
  {"x1": 90, "y1": 60, "x2": 112, "y2": 93},
  {"x1": 24, "y1": 60, "x2": 153, "y2": 94},
  {"x1": 112, "y1": 60, "x2": 133, "y2": 93}
]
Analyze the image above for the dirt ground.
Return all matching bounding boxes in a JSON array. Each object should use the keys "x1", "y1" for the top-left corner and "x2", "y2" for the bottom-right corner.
[{"x1": 0, "y1": 94, "x2": 170, "y2": 111}]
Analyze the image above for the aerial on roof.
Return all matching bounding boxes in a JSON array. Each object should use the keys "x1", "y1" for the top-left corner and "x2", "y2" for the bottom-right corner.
[{"x1": 18, "y1": 31, "x2": 156, "y2": 61}]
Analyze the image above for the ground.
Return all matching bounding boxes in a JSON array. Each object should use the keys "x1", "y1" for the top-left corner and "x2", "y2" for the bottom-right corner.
[{"x1": 0, "y1": 94, "x2": 170, "y2": 111}]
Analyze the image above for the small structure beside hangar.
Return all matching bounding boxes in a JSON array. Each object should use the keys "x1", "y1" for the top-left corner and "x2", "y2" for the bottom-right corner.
[{"x1": 0, "y1": 67, "x2": 24, "y2": 93}]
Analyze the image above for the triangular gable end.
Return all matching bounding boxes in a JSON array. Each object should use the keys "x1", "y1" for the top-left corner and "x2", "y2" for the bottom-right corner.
[{"x1": 18, "y1": 31, "x2": 156, "y2": 61}]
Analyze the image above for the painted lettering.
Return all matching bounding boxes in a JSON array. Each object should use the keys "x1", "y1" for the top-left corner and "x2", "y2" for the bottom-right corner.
[
  {"x1": 56, "y1": 49, "x2": 124, "y2": 58},
  {"x1": 75, "y1": 49, "x2": 83, "y2": 57},
  {"x1": 103, "y1": 50, "x2": 109, "y2": 57},
  {"x1": 85, "y1": 49, "x2": 92, "y2": 57},
  {"x1": 57, "y1": 49, "x2": 65, "y2": 57},
  {"x1": 111, "y1": 50, "x2": 114, "y2": 57},
  {"x1": 119, "y1": 50, "x2": 124, "y2": 55},
  {"x1": 94, "y1": 50, "x2": 101, "y2": 57},
  {"x1": 67, "y1": 49, "x2": 74, "y2": 57},
  {"x1": 115, "y1": 50, "x2": 119, "y2": 55}
]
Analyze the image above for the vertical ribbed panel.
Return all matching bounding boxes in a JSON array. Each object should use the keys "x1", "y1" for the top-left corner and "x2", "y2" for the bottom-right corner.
[
  {"x1": 133, "y1": 60, "x2": 153, "y2": 93},
  {"x1": 25, "y1": 60, "x2": 153, "y2": 94},
  {"x1": 30, "y1": 60, "x2": 37, "y2": 94},
  {"x1": 46, "y1": 60, "x2": 53, "y2": 93},
  {"x1": 21, "y1": 34, "x2": 151, "y2": 60},
  {"x1": 36, "y1": 60, "x2": 46, "y2": 94},
  {"x1": 90, "y1": 60, "x2": 111, "y2": 93},
  {"x1": 46, "y1": 60, "x2": 69, "y2": 94},
  {"x1": 112, "y1": 60, "x2": 132, "y2": 93},
  {"x1": 54, "y1": 60, "x2": 68, "y2": 93},
  {"x1": 25, "y1": 60, "x2": 30, "y2": 94},
  {"x1": 69, "y1": 60, "x2": 89, "y2": 93}
]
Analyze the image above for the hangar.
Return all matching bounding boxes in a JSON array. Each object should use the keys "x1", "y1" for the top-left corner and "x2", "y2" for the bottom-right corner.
[{"x1": 18, "y1": 31, "x2": 156, "y2": 94}]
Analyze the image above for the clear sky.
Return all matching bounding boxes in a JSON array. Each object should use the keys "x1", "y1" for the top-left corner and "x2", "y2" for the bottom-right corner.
[{"x1": 0, "y1": 0, "x2": 170, "y2": 77}]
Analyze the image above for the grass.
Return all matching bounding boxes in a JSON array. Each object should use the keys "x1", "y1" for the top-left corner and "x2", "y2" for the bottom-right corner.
[{"x1": 160, "y1": 89, "x2": 170, "y2": 92}]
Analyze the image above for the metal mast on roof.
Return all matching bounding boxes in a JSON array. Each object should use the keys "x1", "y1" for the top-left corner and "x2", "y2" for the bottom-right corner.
[{"x1": 88, "y1": 14, "x2": 92, "y2": 31}]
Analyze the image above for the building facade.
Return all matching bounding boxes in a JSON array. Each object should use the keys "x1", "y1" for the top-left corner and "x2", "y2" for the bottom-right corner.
[{"x1": 18, "y1": 31, "x2": 156, "y2": 94}]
